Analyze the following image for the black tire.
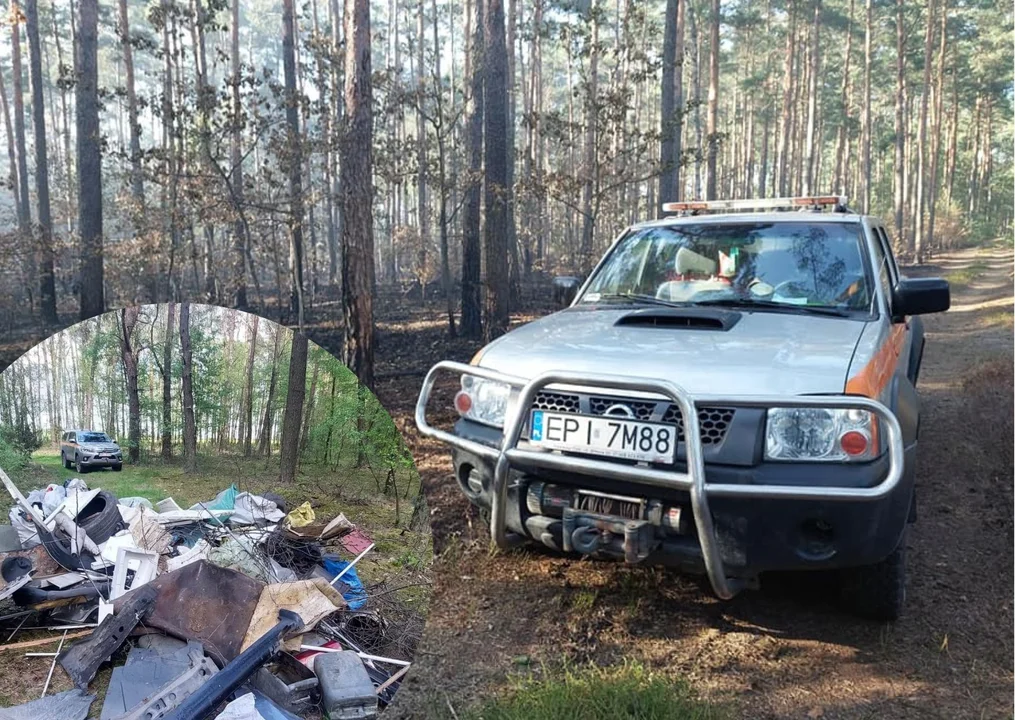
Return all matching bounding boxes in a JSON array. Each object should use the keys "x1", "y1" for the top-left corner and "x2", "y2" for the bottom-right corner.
[
  {"x1": 62, "y1": 453, "x2": 72, "y2": 470},
  {"x1": 112, "y1": 464, "x2": 122, "y2": 472},
  {"x1": 75, "y1": 456, "x2": 86, "y2": 474},
  {"x1": 839, "y1": 531, "x2": 907, "y2": 621},
  {"x1": 76, "y1": 490, "x2": 126, "y2": 544}
]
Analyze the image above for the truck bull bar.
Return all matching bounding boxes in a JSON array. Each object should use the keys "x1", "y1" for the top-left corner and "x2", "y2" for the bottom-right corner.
[{"x1": 414, "y1": 361, "x2": 905, "y2": 600}]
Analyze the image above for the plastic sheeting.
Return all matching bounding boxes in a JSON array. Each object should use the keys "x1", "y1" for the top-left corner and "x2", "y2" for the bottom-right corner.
[
  {"x1": 321, "y1": 556, "x2": 368, "y2": 610},
  {"x1": 232, "y1": 493, "x2": 286, "y2": 526}
]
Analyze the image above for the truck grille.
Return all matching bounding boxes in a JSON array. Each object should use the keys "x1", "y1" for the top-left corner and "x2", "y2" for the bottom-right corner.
[{"x1": 531, "y1": 391, "x2": 735, "y2": 446}]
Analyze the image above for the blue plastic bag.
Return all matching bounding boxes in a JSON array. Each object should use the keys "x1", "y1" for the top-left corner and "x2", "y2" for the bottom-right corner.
[{"x1": 321, "y1": 555, "x2": 368, "y2": 610}]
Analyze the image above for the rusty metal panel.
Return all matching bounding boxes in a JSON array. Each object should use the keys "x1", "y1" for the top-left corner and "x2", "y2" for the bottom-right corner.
[{"x1": 115, "y1": 560, "x2": 263, "y2": 665}]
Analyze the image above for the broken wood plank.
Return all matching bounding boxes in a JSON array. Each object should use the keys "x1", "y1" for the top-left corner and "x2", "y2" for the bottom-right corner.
[
  {"x1": 0, "y1": 630, "x2": 92, "y2": 651},
  {"x1": 58, "y1": 584, "x2": 157, "y2": 688}
]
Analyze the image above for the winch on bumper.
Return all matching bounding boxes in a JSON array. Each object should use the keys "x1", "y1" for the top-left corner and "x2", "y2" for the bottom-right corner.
[{"x1": 416, "y1": 361, "x2": 907, "y2": 600}]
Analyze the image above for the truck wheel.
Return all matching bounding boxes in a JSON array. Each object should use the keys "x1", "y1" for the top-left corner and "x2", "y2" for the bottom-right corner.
[
  {"x1": 75, "y1": 456, "x2": 86, "y2": 474},
  {"x1": 839, "y1": 531, "x2": 907, "y2": 621},
  {"x1": 112, "y1": 464, "x2": 122, "y2": 472},
  {"x1": 62, "y1": 453, "x2": 72, "y2": 469}
]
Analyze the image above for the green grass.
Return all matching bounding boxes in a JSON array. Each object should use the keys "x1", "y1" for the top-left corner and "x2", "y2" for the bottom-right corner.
[{"x1": 460, "y1": 663, "x2": 724, "y2": 720}]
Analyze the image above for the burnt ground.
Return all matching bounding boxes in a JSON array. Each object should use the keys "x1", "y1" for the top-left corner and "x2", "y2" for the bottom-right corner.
[{"x1": 0, "y1": 245, "x2": 1010, "y2": 718}]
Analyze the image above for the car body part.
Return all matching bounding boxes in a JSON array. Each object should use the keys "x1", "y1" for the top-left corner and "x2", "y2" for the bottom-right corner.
[
  {"x1": 59, "y1": 584, "x2": 157, "y2": 688},
  {"x1": 99, "y1": 641, "x2": 217, "y2": 720},
  {"x1": 250, "y1": 651, "x2": 320, "y2": 715},
  {"x1": 12, "y1": 579, "x2": 109, "y2": 609},
  {"x1": 314, "y1": 649, "x2": 378, "y2": 720},
  {"x1": 114, "y1": 560, "x2": 263, "y2": 666},
  {"x1": 0, "y1": 688, "x2": 94, "y2": 720},
  {"x1": 163, "y1": 609, "x2": 303, "y2": 720},
  {"x1": 216, "y1": 691, "x2": 301, "y2": 720}
]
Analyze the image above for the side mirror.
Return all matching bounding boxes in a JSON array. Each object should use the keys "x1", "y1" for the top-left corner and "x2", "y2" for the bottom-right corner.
[{"x1": 893, "y1": 277, "x2": 950, "y2": 318}]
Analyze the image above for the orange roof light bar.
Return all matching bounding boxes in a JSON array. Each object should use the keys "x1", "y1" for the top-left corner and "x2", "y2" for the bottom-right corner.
[{"x1": 662, "y1": 195, "x2": 849, "y2": 214}]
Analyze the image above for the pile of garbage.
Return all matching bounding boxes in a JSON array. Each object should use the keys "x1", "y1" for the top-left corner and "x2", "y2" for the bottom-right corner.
[{"x1": 0, "y1": 469, "x2": 409, "y2": 719}]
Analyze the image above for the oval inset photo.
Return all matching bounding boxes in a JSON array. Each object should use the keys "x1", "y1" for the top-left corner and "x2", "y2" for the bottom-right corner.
[{"x1": 0, "y1": 303, "x2": 430, "y2": 717}]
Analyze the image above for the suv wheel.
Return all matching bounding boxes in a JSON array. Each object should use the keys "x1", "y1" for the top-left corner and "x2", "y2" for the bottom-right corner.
[
  {"x1": 839, "y1": 531, "x2": 907, "y2": 621},
  {"x1": 62, "y1": 453, "x2": 72, "y2": 469},
  {"x1": 112, "y1": 464, "x2": 122, "y2": 472},
  {"x1": 75, "y1": 456, "x2": 86, "y2": 474}
]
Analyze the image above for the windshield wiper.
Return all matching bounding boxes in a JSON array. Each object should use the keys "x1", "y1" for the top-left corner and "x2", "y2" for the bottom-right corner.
[
  {"x1": 690, "y1": 298, "x2": 852, "y2": 317},
  {"x1": 593, "y1": 292, "x2": 686, "y2": 308}
]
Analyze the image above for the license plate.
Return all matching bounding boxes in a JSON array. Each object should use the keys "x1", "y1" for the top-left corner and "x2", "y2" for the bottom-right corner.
[{"x1": 529, "y1": 410, "x2": 677, "y2": 464}]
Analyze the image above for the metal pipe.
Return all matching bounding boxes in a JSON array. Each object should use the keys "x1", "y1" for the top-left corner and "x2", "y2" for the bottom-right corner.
[
  {"x1": 329, "y1": 543, "x2": 375, "y2": 586},
  {"x1": 163, "y1": 610, "x2": 302, "y2": 720},
  {"x1": 41, "y1": 630, "x2": 67, "y2": 697}
]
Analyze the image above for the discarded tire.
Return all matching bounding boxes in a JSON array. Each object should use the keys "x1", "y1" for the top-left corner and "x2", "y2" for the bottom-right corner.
[{"x1": 76, "y1": 490, "x2": 126, "y2": 544}]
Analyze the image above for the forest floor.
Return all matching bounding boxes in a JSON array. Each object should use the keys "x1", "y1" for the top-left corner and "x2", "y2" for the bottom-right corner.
[{"x1": 348, "y1": 243, "x2": 1012, "y2": 720}]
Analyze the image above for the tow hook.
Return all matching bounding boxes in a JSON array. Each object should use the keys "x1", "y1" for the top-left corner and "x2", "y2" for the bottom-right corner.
[
  {"x1": 570, "y1": 525, "x2": 603, "y2": 554},
  {"x1": 562, "y1": 508, "x2": 658, "y2": 563}
]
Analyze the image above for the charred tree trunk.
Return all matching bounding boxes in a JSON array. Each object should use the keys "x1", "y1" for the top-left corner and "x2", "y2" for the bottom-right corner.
[
  {"x1": 341, "y1": 0, "x2": 376, "y2": 389},
  {"x1": 460, "y1": 0, "x2": 484, "y2": 339},
  {"x1": 76, "y1": 0, "x2": 104, "y2": 318},
  {"x1": 484, "y1": 0, "x2": 511, "y2": 340},
  {"x1": 283, "y1": 0, "x2": 306, "y2": 325},
  {"x1": 25, "y1": 0, "x2": 57, "y2": 323}
]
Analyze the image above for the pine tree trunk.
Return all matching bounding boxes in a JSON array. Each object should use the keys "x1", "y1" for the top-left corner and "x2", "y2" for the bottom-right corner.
[
  {"x1": 802, "y1": 0, "x2": 820, "y2": 196},
  {"x1": 913, "y1": 0, "x2": 935, "y2": 263},
  {"x1": 76, "y1": 0, "x2": 104, "y2": 318},
  {"x1": 0, "y1": 70, "x2": 19, "y2": 221},
  {"x1": 230, "y1": 0, "x2": 247, "y2": 308},
  {"x1": 242, "y1": 313, "x2": 258, "y2": 456},
  {"x1": 10, "y1": 8, "x2": 31, "y2": 240},
  {"x1": 705, "y1": 0, "x2": 720, "y2": 200},
  {"x1": 25, "y1": 0, "x2": 57, "y2": 323},
  {"x1": 926, "y1": 0, "x2": 947, "y2": 251},
  {"x1": 659, "y1": 0, "x2": 679, "y2": 212},
  {"x1": 257, "y1": 328, "x2": 282, "y2": 456},
  {"x1": 341, "y1": 0, "x2": 376, "y2": 388},
  {"x1": 299, "y1": 355, "x2": 319, "y2": 453},
  {"x1": 578, "y1": 2, "x2": 599, "y2": 270},
  {"x1": 180, "y1": 303, "x2": 197, "y2": 472},
  {"x1": 460, "y1": 0, "x2": 484, "y2": 339},
  {"x1": 283, "y1": 0, "x2": 306, "y2": 326},
  {"x1": 776, "y1": 0, "x2": 796, "y2": 196},
  {"x1": 484, "y1": 0, "x2": 511, "y2": 339},
  {"x1": 893, "y1": 0, "x2": 906, "y2": 249},
  {"x1": 279, "y1": 332, "x2": 308, "y2": 484},
  {"x1": 119, "y1": 307, "x2": 141, "y2": 463}
]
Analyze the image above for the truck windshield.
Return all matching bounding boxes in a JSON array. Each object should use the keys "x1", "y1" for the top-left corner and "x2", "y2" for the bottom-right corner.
[
  {"x1": 82, "y1": 433, "x2": 110, "y2": 443},
  {"x1": 580, "y1": 221, "x2": 873, "y2": 314}
]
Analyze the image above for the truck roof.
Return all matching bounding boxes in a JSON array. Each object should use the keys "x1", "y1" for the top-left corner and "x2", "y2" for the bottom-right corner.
[{"x1": 633, "y1": 212, "x2": 865, "y2": 230}]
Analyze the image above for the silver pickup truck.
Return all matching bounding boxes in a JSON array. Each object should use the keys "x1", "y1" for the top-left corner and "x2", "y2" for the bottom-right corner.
[{"x1": 416, "y1": 196, "x2": 950, "y2": 619}]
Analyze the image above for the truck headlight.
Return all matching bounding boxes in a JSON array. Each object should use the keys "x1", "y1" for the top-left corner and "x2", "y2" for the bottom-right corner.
[
  {"x1": 454, "y1": 375, "x2": 514, "y2": 428},
  {"x1": 765, "y1": 407, "x2": 877, "y2": 461}
]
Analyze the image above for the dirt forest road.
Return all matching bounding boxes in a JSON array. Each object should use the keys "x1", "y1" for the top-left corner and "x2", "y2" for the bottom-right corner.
[{"x1": 374, "y1": 244, "x2": 1014, "y2": 720}]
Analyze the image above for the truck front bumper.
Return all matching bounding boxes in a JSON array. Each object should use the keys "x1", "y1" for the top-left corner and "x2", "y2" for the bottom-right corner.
[{"x1": 416, "y1": 362, "x2": 908, "y2": 599}]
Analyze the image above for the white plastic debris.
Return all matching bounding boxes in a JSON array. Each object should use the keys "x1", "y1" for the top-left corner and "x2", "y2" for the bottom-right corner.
[
  {"x1": 230, "y1": 493, "x2": 285, "y2": 526},
  {"x1": 41, "y1": 485, "x2": 67, "y2": 517},
  {"x1": 9, "y1": 507, "x2": 41, "y2": 549},
  {"x1": 167, "y1": 539, "x2": 211, "y2": 572}
]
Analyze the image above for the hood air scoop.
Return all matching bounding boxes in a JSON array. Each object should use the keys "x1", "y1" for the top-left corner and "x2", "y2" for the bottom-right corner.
[{"x1": 614, "y1": 307, "x2": 741, "y2": 331}]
